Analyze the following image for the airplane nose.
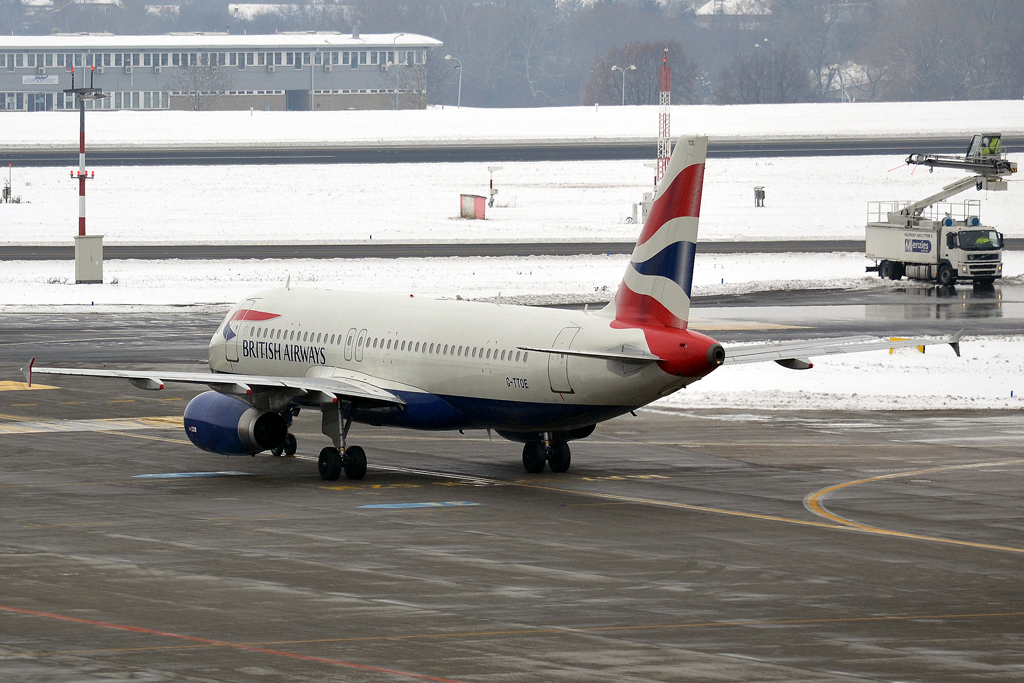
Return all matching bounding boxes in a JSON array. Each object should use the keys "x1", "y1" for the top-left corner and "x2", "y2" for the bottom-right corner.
[{"x1": 707, "y1": 343, "x2": 725, "y2": 367}]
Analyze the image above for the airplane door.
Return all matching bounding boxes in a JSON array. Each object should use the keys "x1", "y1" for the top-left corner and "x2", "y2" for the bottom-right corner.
[
  {"x1": 343, "y1": 327, "x2": 357, "y2": 362},
  {"x1": 225, "y1": 298, "x2": 258, "y2": 363},
  {"x1": 354, "y1": 329, "x2": 367, "y2": 362},
  {"x1": 548, "y1": 326, "x2": 579, "y2": 394}
]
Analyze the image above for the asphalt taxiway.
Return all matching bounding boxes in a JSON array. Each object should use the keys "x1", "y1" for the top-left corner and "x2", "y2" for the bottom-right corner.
[{"x1": 0, "y1": 291, "x2": 1022, "y2": 682}]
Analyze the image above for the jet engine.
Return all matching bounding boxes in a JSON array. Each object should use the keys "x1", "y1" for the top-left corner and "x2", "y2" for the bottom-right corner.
[{"x1": 183, "y1": 391, "x2": 287, "y2": 455}]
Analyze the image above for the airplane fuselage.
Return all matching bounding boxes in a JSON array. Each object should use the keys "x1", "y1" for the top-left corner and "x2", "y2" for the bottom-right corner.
[{"x1": 208, "y1": 288, "x2": 721, "y2": 435}]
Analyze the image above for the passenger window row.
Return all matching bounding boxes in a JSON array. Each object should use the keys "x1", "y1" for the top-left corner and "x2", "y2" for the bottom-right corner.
[{"x1": 241, "y1": 326, "x2": 528, "y2": 363}]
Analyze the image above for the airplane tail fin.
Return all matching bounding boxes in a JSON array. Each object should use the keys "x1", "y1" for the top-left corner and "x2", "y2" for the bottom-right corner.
[{"x1": 607, "y1": 135, "x2": 707, "y2": 329}]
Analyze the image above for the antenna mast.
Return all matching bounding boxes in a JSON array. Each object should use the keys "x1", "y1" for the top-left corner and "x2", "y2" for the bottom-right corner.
[{"x1": 657, "y1": 48, "x2": 671, "y2": 185}]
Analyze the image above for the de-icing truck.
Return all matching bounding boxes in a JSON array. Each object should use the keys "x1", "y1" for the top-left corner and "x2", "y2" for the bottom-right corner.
[{"x1": 866, "y1": 134, "x2": 1016, "y2": 287}]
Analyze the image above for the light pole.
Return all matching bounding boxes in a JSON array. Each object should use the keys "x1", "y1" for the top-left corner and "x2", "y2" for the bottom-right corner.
[
  {"x1": 444, "y1": 54, "x2": 463, "y2": 108},
  {"x1": 390, "y1": 33, "x2": 405, "y2": 110},
  {"x1": 610, "y1": 64, "x2": 636, "y2": 106}
]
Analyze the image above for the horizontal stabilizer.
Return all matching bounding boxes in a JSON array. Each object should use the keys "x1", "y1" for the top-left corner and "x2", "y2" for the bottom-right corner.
[{"x1": 723, "y1": 330, "x2": 965, "y2": 368}]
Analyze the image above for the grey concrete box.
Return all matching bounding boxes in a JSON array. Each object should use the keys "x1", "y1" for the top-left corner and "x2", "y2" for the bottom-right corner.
[{"x1": 75, "y1": 234, "x2": 103, "y2": 284}]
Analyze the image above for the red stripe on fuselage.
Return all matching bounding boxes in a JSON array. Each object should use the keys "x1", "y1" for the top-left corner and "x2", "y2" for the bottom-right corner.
[
  {"x1": 236, "y1": 309, "x2": 281, "y2": 322},
  {"x1": 613, "y1": 281, "x2": 686, "y2": 330},
  {"x1": 637, "y1": 163, "x2": 704, "y2": 246}
]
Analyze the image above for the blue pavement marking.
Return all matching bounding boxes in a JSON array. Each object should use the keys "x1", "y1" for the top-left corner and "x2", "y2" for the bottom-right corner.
[
  {"x1": 133, "y1": 471, "x2": 255, "y2": 479},
  {"x1": 358, "y1": 502, "x2": 484, "y2": 509}
]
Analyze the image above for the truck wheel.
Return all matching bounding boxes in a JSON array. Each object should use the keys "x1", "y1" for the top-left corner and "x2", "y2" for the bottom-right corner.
[
  {"x1": 892, "y1": 263, "x2": 904, "y2": 281},
  {"x1": 936, "y1": 263, "x2": 956, "y2": 287},
  {"x1": 878, "y1": 261, "x2": 894, "y2": 280}
]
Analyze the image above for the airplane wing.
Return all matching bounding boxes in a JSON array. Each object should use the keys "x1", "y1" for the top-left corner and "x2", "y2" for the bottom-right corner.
[
  {"x1": 22, "y1": 360, "x2": 405, "y2": 406},
  {"x1": 722, "y1": 330, "x2": 963, "y2": 370}
]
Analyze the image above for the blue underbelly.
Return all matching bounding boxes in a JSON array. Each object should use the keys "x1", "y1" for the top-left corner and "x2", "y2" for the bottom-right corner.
[{"x1": 352, "y1": 391, "x2": 628, "y2": 432}]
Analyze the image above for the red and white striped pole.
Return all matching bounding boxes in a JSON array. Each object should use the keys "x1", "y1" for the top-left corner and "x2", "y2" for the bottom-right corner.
[{"x1": 77, "y1": 78, "x2": 86, "y2": 236}]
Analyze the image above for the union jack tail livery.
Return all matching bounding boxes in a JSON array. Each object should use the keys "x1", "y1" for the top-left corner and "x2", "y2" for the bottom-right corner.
[{"x1": 611, "y1": 135, "x2": 707, "y2": 329}]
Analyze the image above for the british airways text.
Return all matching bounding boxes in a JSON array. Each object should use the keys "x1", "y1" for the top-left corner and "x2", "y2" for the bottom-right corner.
[{"x1": 242, "y1": 340, "x2": 326, "y2": 365}]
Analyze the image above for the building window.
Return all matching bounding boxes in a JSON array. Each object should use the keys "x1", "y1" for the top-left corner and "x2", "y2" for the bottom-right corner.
[
  {"x1": 229, "y1": 52, "x2": 237, "y2": 66},
  {"x1": 342, "y1": 52, "x2": 350, "y2": 65},
  {"x1": 103, "y1": 54, "x2": 111, "y2": 67},
  {"x1": 332, "y1": 51, "x2": 339, "y2": 65},
  {"x1": 45, "y1": 54, "x2": 53, "y2": 67},
  {"x1": 172, "y1": 53, "x2": 179, "y2": 67},
  {"x1": 359, "y1": 51, "x2": 367, "y2": 65},
  {"x1": 369, "y1": 52, "x2": 377, "y2": 65},
  {"x1": 246, "y1": 52, "x2": 254, "y2": 66},
  {"x1": 27, "y1": 54, "x2": 35, "y2": 68},
  {"x1": 114, "y1": 54, "x2": 122, "y2": 67},
  {"x1": 274, "y1": 52, "x2": 282, "y2": 66}
]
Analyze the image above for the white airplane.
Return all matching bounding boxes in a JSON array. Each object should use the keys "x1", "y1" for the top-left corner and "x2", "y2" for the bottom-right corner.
[{"x1": 24, "y1": 135, "x2": 961, "y2": 480}]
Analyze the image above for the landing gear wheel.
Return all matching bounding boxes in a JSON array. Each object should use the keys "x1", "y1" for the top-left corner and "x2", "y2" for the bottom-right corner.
[
  {"x1": 318, "y1": 446, "x2": 342, "y2": 481},
  {"x1": 271, "y1": 444, "x2": 284, "y2": 457},
  {"x1": 283, "y1": 433, "x2": 297, "y2": 456},
  {"x1": 878, "y1": 260, "x2": 894, "y2": 280},
  {"x1": 522, "y1": 442, "x2": 546, "y2": 474},
  {"x1": 936, "y1": 263, "x2": 956, "y2": 287},
  {"x1": 343, "y1": 445, "x2": 367, "y2": 480},
  {"x1": 548, "y1": 441, "x2": 571, "y2": 473}
]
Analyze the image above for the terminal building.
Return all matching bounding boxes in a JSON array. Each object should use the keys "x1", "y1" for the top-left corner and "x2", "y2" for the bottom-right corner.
[{"x1": 0, "y1": 31, "x2": 442, "y2": 112}]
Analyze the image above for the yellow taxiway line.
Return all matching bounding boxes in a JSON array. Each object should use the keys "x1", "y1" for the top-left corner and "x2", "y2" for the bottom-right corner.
[{"x1": 804, "y1": 460, "x2": 1024, "y2": 554}]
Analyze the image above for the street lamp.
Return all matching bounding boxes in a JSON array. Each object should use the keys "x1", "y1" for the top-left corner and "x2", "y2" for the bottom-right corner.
[
  {"x1": 444, "y1": 54, "x2": 463, "y2": 108},
  {"x1": 610, "y1": 64, "x2": 636, "y2": 106},
  {"x1": 390, "y1": 33, "x2": 405, "y2": 110}
]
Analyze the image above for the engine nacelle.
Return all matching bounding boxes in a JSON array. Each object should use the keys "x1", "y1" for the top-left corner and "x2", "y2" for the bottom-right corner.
[{"x1": 183, "y1": 391, "x2": 287, "y2": 455}]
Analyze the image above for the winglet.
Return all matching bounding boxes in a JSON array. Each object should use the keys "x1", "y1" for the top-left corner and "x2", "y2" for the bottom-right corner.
[
  {"x1": 21, "y1": 358, "x2": 34, "y2": 387},
  {"x1": 948, "y1": 329, "x2": 964, "y2": 358}
]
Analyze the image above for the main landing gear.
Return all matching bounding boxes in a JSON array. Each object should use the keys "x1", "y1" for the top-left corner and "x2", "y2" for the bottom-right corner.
[
  {"x1": 271, "y1": 433, "x2": 297, "y2": 457},
  {"x1": 318, "y1": 445, "x2": 367, "y2": 481},
  {"x1": 522, "y1": 432, "x2": 571, "y2": 474},
  {"x1": 271, "y1": 406, "x2": 300, "y2": 457},
  {"x1": 319, "y1": 402, "x2": 367, "y2": 481}
]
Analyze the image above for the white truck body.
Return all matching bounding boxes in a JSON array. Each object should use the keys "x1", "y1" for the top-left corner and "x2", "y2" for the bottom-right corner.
[{"x1": 866, "y1": 207, "x2": 1003, "y2": 285}]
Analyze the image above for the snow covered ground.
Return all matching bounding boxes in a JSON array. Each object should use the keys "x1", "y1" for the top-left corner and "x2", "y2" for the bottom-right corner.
[
  {"x1": 1, "y1": 153, "x2": 1021, "y2": 245},
  {"x1": 662, "y1": 335, "x2": 1024, "y2": 412},
  {"x1": 4, "y1": 100, "x2": 1024, "y2": 149}
]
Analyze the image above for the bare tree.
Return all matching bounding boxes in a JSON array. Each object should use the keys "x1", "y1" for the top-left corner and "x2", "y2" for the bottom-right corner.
[
  {"x1": 170, "y1": 60, "x2": 232, "y2": 111},
  {"x1": 714, "y1": 42, "x2": 814, "y2": 104},
  {"x1": 583, "y1": 41, "x2": 699, "y2": 106}
]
